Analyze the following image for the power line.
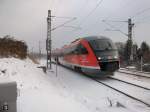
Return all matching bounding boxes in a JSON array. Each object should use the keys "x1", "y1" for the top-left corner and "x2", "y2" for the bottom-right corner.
[
  {"x1": 103, "y1": 19, "x2": 134, "y2": 63},
  {"x1": 51, "y1": 17, "x2": 77, "y2": 31},
  {"x1": 125, "y1": 7, "x2": 150, "y2": 26},
  {"x1": 102, "y1": 20, "x2": 128, "y2": 23},
  {"x1": 63, "y1": 25, "x2": 81, "y2": 30},
  {"x1": 79, "y1": 0, "x2": 103, "y2": 26},
  {"x1": 77, "y1": 0, "x2": 89, "y2": 17},
  {"x1": 102, "y1": 20, "x2": 128, "y2": 36},
  {"x1": 102, "y1": 0, "x2": 133, "y2": 22},
  {"x1": 51, "y1": 16, "x2": 77, "y2": 19},
  {"x1": 102, "y1": 2, "x2": 150, "y2": 32},
  {"x1": 131, "y1": 7, "x2": 150, "y2": 19},
  {"x1": 133, "y1": 15, "x2": 150, "y2": 24}
]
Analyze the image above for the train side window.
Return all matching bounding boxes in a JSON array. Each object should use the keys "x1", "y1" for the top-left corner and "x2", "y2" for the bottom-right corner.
[
  {"x1": 77, "y1": 44, "x2": 88, "y2": 54},
  {"x1": 66, "y1": 45, "x2": 76, "y2": 55}
]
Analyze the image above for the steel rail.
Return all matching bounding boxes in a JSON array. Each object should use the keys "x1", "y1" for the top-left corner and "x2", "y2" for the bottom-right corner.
[
  {"x1": 108, "y1": 77, "x2": 150, "y2": 90},
  {"x1": 90, "y1": 77, "x2": 150, "y2": 107},
  {"x1": 118, "y1": 71, "x2": 150, "y2": 79}
]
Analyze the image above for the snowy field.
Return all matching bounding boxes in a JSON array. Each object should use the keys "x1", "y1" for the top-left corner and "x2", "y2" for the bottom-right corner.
[{"x1": 0, "y1": 58, "x2": 150, "y2": 112}]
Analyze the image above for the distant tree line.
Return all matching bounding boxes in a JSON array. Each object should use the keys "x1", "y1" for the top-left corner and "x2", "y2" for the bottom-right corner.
[
  {"x1": 116, "y1": 40, "x2": 150, "y2": 67},
  {"x1": 0, "y1": 35, "x2": 28, "y2": 59}
]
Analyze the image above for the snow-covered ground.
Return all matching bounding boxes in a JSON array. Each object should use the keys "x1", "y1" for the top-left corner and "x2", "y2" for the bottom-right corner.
[
  {"x1": 0, "y1": 58, "x2": 90, "y2": 112},
  {"x1": 0, "y1": 58, "x2": 150, "y2": 112}
]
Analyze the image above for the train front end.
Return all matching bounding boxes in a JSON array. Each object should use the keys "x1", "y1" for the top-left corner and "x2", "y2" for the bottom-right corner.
[{"x1": 82, "y1": 36, "x2": 120, "y2": 77}]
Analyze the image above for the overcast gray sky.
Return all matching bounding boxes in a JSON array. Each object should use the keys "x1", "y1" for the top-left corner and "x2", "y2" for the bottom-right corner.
[{"x1": 0, "y1": 0, "x2": 150, "y2": 52}]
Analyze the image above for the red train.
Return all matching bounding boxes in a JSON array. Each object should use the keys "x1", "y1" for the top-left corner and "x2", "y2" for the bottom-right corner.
[{"x1": 52, "y1": 36, "x2": 120, "y2": 77}]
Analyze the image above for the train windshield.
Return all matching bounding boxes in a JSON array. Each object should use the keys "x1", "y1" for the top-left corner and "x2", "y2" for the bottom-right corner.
[{"x1": 89, "y1": 39, "x2": 117, "y2": 51}]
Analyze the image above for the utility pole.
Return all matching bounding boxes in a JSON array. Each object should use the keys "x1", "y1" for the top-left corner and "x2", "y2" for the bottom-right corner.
[
  {"x1": 128, "y1": 18, "x2": 134, "y2": 62},
  {"x1": 102, "y1": 18, "x2": 135, "y2": 64},
  {"x1": 46, "y1": 10, "x2": 52, "y2": 69},
  {"x1": 46, "y1": 10, "x2": 77, "y2": 69},
  {"x1": 39, "y1": 41, "x2": 41, "y2": 60}
]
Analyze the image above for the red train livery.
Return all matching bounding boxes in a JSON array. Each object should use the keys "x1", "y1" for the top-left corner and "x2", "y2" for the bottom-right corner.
[{"x1": 52, "y1": 36, "x2": 120, "y2": 77}]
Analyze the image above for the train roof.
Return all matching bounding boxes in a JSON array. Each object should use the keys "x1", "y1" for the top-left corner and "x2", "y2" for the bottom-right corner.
[
  {"x1": 83, "y1": 36, "x2": 110, "y2": 42},
  {"x1": 70, "y1": 36, "x2": 112, "y2": 46}
]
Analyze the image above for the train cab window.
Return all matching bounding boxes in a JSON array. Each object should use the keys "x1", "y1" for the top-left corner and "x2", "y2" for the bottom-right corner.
[
  {"x1": 90, "y1": 39, "x2": 117, "y2": 51},
  {"x1": 77, "y1": 44, "x2": 88, "y2": 54}
]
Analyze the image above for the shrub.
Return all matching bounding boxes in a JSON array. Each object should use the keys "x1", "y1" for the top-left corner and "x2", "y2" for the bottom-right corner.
[{"x1": 0, "y1": 36, "x2": 27, "y2": 59}]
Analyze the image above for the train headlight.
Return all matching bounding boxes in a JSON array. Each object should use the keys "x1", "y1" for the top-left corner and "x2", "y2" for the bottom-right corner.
[
  {"x1": 98, "y1": 57, "x2": 101, "y2": 60},
  {"x1": 114, "y1": 56, "x2": 118, "y2": 59}
]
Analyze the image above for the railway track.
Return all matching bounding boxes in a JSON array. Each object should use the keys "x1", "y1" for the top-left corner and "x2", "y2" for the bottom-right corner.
[
  {"x1": 120, "y1": 68, "x2": 150, "y2": 74},
  {"x1": 90, "y1": 77, "x2": 150, "y2": 107},
  {"x1": 108, "y1": 76, "x2": 150, "y2": 90},
  {"x1": 118, "y1": 69, "x2": 150, "y2": 79},
  {"x1": 52, "y1": 63, "x2": 150, "y2": 107}
]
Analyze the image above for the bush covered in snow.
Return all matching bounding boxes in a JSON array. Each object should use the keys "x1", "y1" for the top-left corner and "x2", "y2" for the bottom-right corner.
[{"x1": 0, "y1": 35, "x2": 27, "y2": 59}]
